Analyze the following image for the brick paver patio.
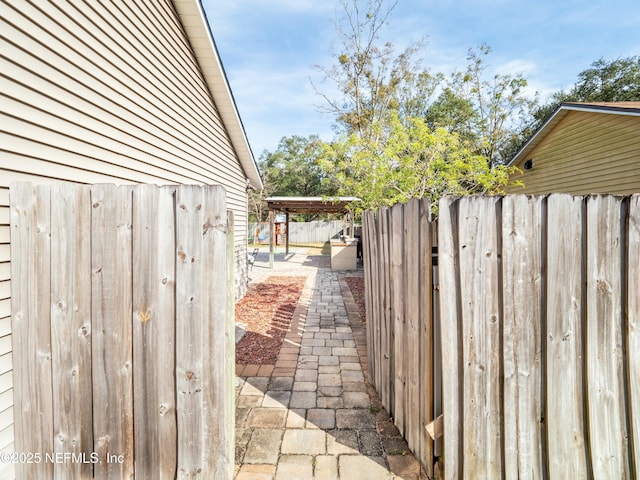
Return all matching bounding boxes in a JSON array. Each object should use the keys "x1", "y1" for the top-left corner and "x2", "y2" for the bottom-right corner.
[{"x1": 234, "y1": 249, "x2": 426, "y2": 479}]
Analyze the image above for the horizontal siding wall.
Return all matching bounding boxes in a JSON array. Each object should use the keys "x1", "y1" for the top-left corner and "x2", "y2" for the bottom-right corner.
[
  {"x1": 0, "y1": 0, "x2": 250, "y2": 288},
  {"x1": 1, "y1": 1, "x2": 253, "y2": 474},
  {"x1": 509, "y1": 111, "x2": 640, "y2": 194}
]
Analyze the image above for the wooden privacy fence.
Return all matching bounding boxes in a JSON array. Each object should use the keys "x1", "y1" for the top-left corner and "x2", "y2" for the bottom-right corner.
[
  {"x1": 363, "y1": 194, "x2": 640, "y2": 480},
  {"x1": 10, "y1": 183, "x2": 234, "y2": 479},
  {"x1": 250, "y1": 220, "x2": 344, "y2": 244},
  {"x1": 361, "y1": 198, "x2": 437, "y2": 478}
]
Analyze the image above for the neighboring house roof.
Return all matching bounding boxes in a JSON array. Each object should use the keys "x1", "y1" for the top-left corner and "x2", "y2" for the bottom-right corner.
[
  {"x1": 508, "y1": 101, "x2": 640, "y2": 167},
  {"x1": 173, "y1": 0, "x2": 263, "y2": 189}
]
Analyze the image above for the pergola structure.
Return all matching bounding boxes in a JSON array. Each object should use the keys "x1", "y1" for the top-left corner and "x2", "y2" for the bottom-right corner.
[{"x1": 264, "y1": 196, "x2": 360, "y2": 267}]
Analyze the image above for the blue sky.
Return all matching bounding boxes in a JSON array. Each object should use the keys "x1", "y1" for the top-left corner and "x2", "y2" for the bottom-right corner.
[{"x1": 203, "y1": 0, "x2": 640, "y2": 159}]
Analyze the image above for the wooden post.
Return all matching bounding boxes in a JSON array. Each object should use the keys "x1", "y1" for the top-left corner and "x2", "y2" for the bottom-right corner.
[
  {"x1": 349, "y1": 209, "x2": 354, "y2": 237},
  {"x1": 285, "y1": 210, "x2": 290, "y2": 255},
  {"x1": 269, "y1": 209, "x2": 274, "y2": 268}
]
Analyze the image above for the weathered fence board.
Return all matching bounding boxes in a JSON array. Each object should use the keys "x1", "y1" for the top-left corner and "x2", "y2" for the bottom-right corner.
[
  {"x1": 10, "y1": 183, "x2": 54, "y2": 480},
  {"x1": 50, "y1": 184, "x2": 93, "y2": 479},
  {"x1": 458, "y1": 196, "x2": 502, "y2": 478},
  {"x1": 418, "y1": 199, "x2": 434, "y2": 478},
  {"x1": 629, "y1": 195, "x2": 640, "y2": 475},
  {"x1": 10, "y1": 183, "x2": 233, "y2": 479},
  {"x1": 132, "y1": 185, "x2": 177, "y2": 479},
  {"x1": 91, "y1": 185, "x2": 135, "y2": 479},
  {"x1": 378, "y1": 207, "x2": 392, "y2": 410},
  {"x1": 362, "y1": 210, "x2": 377, "y2": 387},
  {"x1": 363, "y1": 199, "x2": 436, "y2": 476},
  {"x1": 403, "y1": 199, "x2": 420, "y2": 455},
  {"x1": 585, "y1": 195, "x2": 630, "y2": 479},
  {"x1": 501, "y1": 195, "x2": 544, "y2": 480},
  {"x1": 437, "y1": 196, "x2": 461, "y2": 480},
  {"x1": 545, "y1": 194, "x2": 589, "y2": 479},
  {"x1": 175, "y1": 186, "x2": 207, "y2": 476},
  {"x1": 390, "y1": 203, "x2": 405, "y2": 434}
]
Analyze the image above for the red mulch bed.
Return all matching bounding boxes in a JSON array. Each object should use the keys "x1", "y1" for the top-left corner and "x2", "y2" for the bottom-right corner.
[
  {"x1": 345, "y1": 276, "x2": 366, "y2": 322},
  {"x1": 235, "y1": 276, "x2": 305, "y2": 365}
]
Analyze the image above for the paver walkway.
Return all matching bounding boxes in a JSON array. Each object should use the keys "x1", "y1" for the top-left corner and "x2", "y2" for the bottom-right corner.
[{"x1": 235, "y1": 249, "x2": 426, "y2": 479}]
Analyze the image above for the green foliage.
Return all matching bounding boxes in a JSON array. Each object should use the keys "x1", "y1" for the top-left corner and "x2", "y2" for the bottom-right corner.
[
  {"x1": 319, "y1": 112, "x2": 517, "y2": 212},
  {"x1": 424, "y1": 87, "x2": 479, "y2": 145}
]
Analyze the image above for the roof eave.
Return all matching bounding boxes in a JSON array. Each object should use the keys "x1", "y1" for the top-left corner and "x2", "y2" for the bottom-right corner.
[{"x1": 172, "y1": 0, "x2": 263, "y2": 189}]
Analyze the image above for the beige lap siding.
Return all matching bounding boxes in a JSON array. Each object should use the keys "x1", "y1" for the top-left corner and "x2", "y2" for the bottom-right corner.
[{"x1": 508, "y1": 110, "x2": 640, "y2": 194}]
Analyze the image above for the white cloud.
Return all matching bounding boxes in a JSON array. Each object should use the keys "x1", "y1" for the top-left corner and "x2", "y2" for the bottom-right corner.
[{"x1": 495, "y1": 59, "x2": 537, "y2": 76}]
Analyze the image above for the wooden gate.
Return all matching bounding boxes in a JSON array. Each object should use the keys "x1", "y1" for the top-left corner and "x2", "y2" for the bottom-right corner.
[
  {"x1": 363, "y1": 194, "x2": 640, "y2": 479},
  {"x1": 10, "y1": 183, "x2": 234, "y2": 479}
]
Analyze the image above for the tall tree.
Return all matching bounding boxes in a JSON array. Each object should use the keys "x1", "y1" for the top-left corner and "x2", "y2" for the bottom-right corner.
[
  {"x1": 446, "y1": 45, "x2": 538, "y2": 166},
  {"x1": 313, "y1": 1, "x2": 527, "y2": 210},
  {"x1": 313, "y1": 0, "x2": 439, "y2": 137}
]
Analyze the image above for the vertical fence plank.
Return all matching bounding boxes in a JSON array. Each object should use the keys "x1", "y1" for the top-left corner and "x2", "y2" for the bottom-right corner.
[
  {"x1": 404, "y1": 199, "x2": 420, "y2": 452},
  {"x1": 132, "y1": 185, "x2": 177, "y2": 479},
  {"x1": 502, "y1": 195, "x2": 544, "y2": 479},
  {"x1": 418, "y1": 198, "x2": 434, "y2": 477},
  {"x1": 10, "y1": 183, "x2": 54, "y2": 480},
  {"x1": 628, "y1": 194, "x2": 640, "y2": 476},
  {"x1": 457, "y1": 196, "x2": 502, "y2": 479},
  {"x1": 362, "y1": 210, "x2": 378, "y2": 385},
  {"x1": 225, "y1": 209, "x2": 236, "y2": 478},
  {"x1": 390, "y1": 203, "x2": 406, "y2": 435},
  {"x1": 175, "y1": 185, "x2": 206, "y2": 478},
  {"x1": 378, "y1": 207, "x2": 393, "y2": 410},
  {"x1": 546, "y1": 194, "x2": 589, "y2": 478},
  {"x1": 202, "y1": 187, "x2": 232, "y2": 478},
  {"x1": 438, "y1": 196, "x2": 461, "y2": 480},
  {"x1": 367, "y1": 210, "x2": 384, "y2": 398},
  {"x1": 432, "y1": 220, "x2": 443, "y2": 462},
  {"x1": 91, "y1": 185, "x2": 134, "y2": 479},
  {"x1": 585, "y1": 195, "x2": 631, "y2": 478},
  {"x1": 50, "y1": 184, "x2": 93, "y2": 479}
]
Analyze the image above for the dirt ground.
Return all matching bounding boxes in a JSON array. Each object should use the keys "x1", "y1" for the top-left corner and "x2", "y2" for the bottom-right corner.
[{"x1": 344, "y1": 276, "x2": 365, "y2": 322}]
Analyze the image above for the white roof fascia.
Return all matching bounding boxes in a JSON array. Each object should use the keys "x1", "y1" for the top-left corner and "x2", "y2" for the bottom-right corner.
[{"x1": 172, "y1": 0, "x2": 263, "y2": 189}]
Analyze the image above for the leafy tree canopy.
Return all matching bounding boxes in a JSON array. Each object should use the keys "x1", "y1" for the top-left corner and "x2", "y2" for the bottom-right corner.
[{"x1": 319, "y1": 112, "x2": 518, "y2": 212}]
